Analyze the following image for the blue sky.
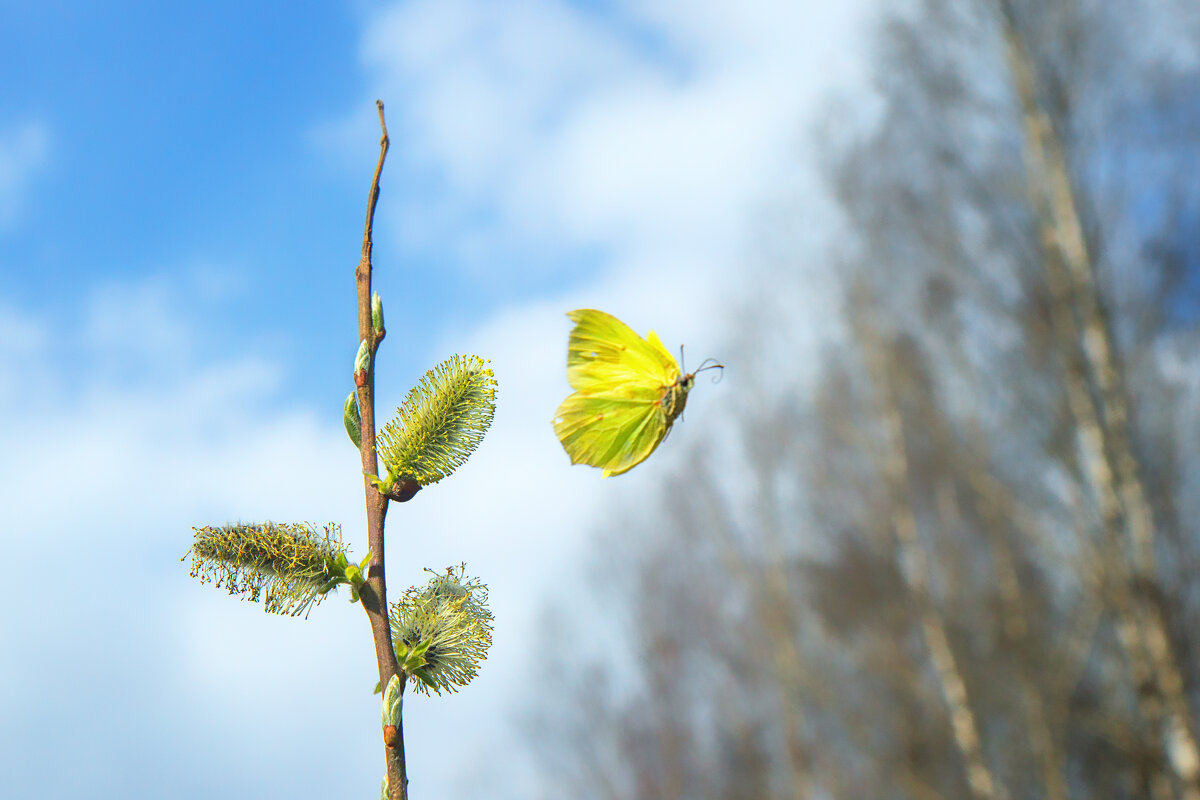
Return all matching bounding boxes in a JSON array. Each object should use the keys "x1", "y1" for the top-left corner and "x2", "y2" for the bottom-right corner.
[
  {"x1": 3, "y1": 2, "x2": 389, "y2": 402},
  {"x1": 0, "y1": 1, "x2": 870, "y2": 797}
]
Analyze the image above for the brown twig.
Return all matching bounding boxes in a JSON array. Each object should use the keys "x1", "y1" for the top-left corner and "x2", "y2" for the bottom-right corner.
[
  {"x1": 852, "y1": 286, "x2": 1006, "y2": 800},
  {"x1": 355, "y1": 100, "x2": 408, "y2": 800}
]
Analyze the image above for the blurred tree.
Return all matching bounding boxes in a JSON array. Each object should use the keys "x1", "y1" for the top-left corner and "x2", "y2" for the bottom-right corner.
[{"x1": 528, "y1": 0, "x2": 1200, "y2": 798}]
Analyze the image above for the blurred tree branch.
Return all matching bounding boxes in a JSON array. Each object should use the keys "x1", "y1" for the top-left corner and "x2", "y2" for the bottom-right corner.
[{"x1": 525, "y1": 1, "x2": 1200, "y2": 798}]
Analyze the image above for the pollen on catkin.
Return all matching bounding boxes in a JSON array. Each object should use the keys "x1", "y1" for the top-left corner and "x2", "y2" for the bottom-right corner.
[
  {"x1": 376, "y1": 355, "x2": 497, "y2": 488},
  {"x1": 185, "y1": 522, "x2": 348, "y2": 617},
  {"x1": 390, "y1": 565, "x2": 493, "y2": 695}
]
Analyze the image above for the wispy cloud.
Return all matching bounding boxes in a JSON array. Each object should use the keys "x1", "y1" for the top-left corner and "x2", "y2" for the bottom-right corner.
[
  {"x1": 355, "y1": 0, "x2": 869, "y2": 284},
  {"x1": 3, "y1": 2, "x2": 874, "y2": 799},
  {"x1": 0, "y1": 275, "x2": 382, "y2": 798},
  {"x1": 333, "y1": 1, "x2": 873, "y2": 796},
  {"x1": 0, "y1": 120, "x2": 49, "y2": 231}
]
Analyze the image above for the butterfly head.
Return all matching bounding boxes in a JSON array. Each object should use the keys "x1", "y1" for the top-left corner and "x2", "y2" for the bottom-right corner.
[{"x1": 667, "y1": 358, "x2": 723, "y2": 421}]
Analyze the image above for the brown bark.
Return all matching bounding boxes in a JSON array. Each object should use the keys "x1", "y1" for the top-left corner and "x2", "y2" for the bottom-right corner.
[{"x1": 354, "y1": 100, "x2": 408, "y2": 800}]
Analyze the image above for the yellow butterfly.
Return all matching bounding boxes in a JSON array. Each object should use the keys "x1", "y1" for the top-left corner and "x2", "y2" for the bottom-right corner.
[{"x1": 553, "y1": 308, "x2": 722, "y2": 477}]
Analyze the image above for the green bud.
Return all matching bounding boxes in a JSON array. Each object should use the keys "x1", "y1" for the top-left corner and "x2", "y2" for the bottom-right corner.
[
  {"x1": 365, "y1": 471, "x2": 392, "y2": 495},
  {"x1": 399, "y1": 638, "x2": 430, "y2": 673},
  {"x1": 372, "y1": 292, "x2": 385, "y2": 334},
  {"x1": 381, "y1": 674, "x2": 403, "y2": 728},
  {"x1": 344, "y1": 392, "x2": 363, "y2": 449},
  {"x1": 381, "y1": 776, "x2": 389, "y2": 800},
  {"x1": 354, "y1": 338, "x2": 371, "y2": 377}
]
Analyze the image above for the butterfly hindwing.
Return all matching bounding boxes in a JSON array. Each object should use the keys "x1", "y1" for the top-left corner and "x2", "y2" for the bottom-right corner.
[{"x1": 553, "y1": 386, "x2": 669, "y2": 477}]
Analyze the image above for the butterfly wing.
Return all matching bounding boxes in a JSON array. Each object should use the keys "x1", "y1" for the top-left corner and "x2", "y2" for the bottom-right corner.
[
  {"x1": 554, "y1": 310, "x2": 687, "y2": 477},
  {"x1": 553, "y1": 385, "x2": 670, "y2": 477},
  {"x1": 566, "y1": 309, "x2": 680, "y2": 390}
]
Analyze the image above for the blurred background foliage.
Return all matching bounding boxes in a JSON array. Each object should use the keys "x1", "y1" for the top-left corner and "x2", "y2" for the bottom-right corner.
[{"x1": 525, "y1": 0, "x2": 1200, "y2": 797}]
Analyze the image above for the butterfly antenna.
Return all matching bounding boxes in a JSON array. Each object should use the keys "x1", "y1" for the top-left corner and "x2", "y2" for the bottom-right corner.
[
  {"x1": 679, "y1": 344, "x2": 687, "y2": 374},
  {"x1": 695, "y1": 357, "x2": 725, "y2": 383}
]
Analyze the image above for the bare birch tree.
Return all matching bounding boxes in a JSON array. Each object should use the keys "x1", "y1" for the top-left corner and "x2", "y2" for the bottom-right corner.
[{"x1": 527, "y1": 0, "x2": 1200, "y2": 798}]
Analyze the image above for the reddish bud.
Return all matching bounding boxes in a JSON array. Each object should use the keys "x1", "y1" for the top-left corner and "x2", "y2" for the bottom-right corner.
[{"x1": 388, "y1": 478, "x2": 420, "y2": 503}]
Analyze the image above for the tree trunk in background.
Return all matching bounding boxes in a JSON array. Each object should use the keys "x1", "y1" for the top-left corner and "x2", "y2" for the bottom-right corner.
[{"x1": 525, "y1": 1, "x2": 1200, "y2": 797}]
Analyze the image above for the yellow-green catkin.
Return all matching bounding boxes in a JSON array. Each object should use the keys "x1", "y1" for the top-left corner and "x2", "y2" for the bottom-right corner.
[
  {"x1": 376, "y1": 355, "x2": 497, "y2": 487},
  {"x1": 186, "y1": 522, "x2": 347, "y2": 617},
  {"x1": 390, "y1": 565, "x2": 493, "y2": 695}
]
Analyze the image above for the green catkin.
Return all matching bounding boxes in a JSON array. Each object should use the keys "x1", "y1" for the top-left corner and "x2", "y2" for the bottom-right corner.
[
  {"x1": 186, "y1": 522, "x2": 347, "y2": 617},
  {"x1": 389, "y1": 565, "x2": 493, "y2": 695},
  {"x1": 377, "y1": 355, "x2": 497, "y2": 487}
]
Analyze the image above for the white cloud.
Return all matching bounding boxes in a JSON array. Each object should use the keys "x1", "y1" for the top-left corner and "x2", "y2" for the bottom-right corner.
[
  {"x1": 0, "y1": 275, "x2": 640, "y2": 799},
  {"x1": 0, "y1": 119, "x2": 49, "y2": 230},
  {"x1": 329, "y1": 1, "x2": 875, "y2": 796},
  {"x1": 354, "y1": 0, "x2": 870, "y2": 281},
  {"x1": 0, "y1": 303, "x2": 48, "y2": 402},
  {"x1": 0, "y1": 3, "x2": 881, "y2": 798},
  {"x1": 0, "y1": 277, "x2": 379, "y2": 799},
  {"x1": 377, "y1": 296, "x2": 738, "y2": 799},
  {"x1": 1, "y1": 3, "x2": 873, "y2": 797}
]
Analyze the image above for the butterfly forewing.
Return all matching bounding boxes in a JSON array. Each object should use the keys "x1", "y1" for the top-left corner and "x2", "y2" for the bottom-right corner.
[{"x1": 566, "y1": 309, "x2": 680, "y2": 391}]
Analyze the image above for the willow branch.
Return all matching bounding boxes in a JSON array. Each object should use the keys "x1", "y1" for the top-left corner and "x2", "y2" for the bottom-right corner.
[{"x1": 354, "y1": 100, "x2": 407, "y2": 800}]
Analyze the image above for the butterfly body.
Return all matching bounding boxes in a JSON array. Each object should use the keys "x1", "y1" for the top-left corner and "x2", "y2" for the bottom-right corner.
[{"x1": 553, "y1": 309, "x2": 710, "y2": 477}]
